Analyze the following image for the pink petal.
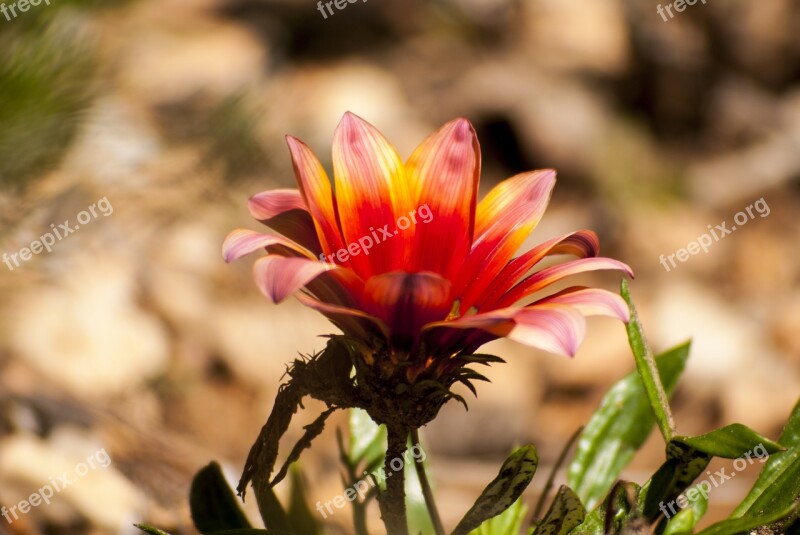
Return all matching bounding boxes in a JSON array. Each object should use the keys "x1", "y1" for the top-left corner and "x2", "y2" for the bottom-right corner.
[
  {"x1": 423, "y1": 303, "x2": 586, "y2": 357},
  {"x1": 222, "y1": 229, "x2": 315, "y2": 263},
  {"x1": 496, "y1": 257, "x2": 634, "y2": 309},
  {"x1": 248, "y1": 189, "x2": 307, "y2": 219},
  {"x1": 533, "y1": 287, "x2": 630, "y2": 322},
  {"x1": 505, "y1": 305, "x2": 587, "y2": 357},
  {"x1": 253, "y1": 256, "x2": 329, "y2": 303},
  {"x1": 247, "y1": 189, "x2": 322, "y2": 256}
]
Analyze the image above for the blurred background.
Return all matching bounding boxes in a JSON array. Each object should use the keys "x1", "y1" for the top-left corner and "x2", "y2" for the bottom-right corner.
[{"x1": 1, "y1": 0, "x2": 799, "y2": 533}]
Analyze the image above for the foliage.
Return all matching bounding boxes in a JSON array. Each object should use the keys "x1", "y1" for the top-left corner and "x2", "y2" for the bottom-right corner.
[{"x1": 138, "y1": 281, "x2": 800, "y2": 535}]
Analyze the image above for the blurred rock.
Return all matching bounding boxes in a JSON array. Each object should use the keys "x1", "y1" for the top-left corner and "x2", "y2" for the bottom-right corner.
[
  {"x1": 5, "y1": 258, "x2": 169, "y2": 398},
  {"x1": 212, "y1": 299, "x2": 338, "y2": 386},
  {"x1": 119, "y1": 19, "x2": 267, "y2": 106},
  {"x1": 0, "y1": 430, "x2": 143, "y2": 532},
  {"x1": 649, "y1": 281, "x2": 800, "y2": 430},
  {"x1": 689, "y1": 90, "x2": 800, "y2": 208},
  {"x1": 260, "y1": 62, "x2": 431, "y2": 161},
  {"x1": 770, "y1": 292, "x2": 800, "y2": 365},
  {"x1": 523, "y1": 0, "x2": 629, "y2": 75}
]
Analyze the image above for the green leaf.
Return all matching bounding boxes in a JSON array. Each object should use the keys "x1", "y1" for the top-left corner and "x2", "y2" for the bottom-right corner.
[
  {"x1": 453, "y1": 445, "x2": 539, "y2": 535},
  {"x1": 731, "y1": 399, "x2": 800, "y2": 523},
  {"x1": 662, "y1": 486, "x2": 707, "y2": 535},
  {"x1": 349, "y1": 408, "x2": 386, "y2": 467},
  {"x1": 697, "y1": 504, "x2": 799, "y2": 535},
  {"x1": 675, "y1": 424, "x2": 784, "y2": 459},
  {"x1": 621, "y1": 279, "x2": 676, "y2": 442},
  {"x1": 568, "y1": 481, "x2": 642, "y2": 534},
  {"x1": 470, "y1": 498, "x2": 527, "y2": 535},
  {"x1": 190, "y1": 462, "x2": 252, "y2": 533},
  {"x1": 134, "y1": 525, "x2": 173, "y2": 535},
  {"x1": 254, "y1": 483, "x2": 291, "y2": 532},
  {"x1": 533, "y1": 485, "x2": 585, "y2": 535},
  {"x1": 286, "y1": 467, "x2": 321, "y2": 535},
  {"x1": 639, "y1": 441, "x2": 712, "y2": 520},
  {"x1": 568, "y1": 342, "x2": 690, "y2": 509},
  {"x1": 404, "y1": 442, "x2": 436, "y2": 535}
]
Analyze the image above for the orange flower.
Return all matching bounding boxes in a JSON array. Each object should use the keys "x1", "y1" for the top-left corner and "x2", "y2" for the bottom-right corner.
[{"x1": 224, "y1": 113, "x2": 632, "y2": 363}]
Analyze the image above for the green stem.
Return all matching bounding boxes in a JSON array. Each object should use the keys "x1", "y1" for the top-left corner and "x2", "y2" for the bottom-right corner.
[
  {"x1": 378, "y1": 424, "x2": 409, "y2": 535},
  {"x1": 410, "y1": 428, "x2": 445, "y2": 535},
  {"x1": 621, "y1": 279, "x2": 676, "y2": 441}
]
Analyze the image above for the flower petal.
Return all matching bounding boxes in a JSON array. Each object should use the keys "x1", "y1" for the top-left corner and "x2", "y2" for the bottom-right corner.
[
  {"x1": 406, "y1": 118, "x2": 480, "y2": 278},
  {"x1": 248, "y1": 189, "x2": 322, "y2": 256},
  {"x1": 332, "y1": 112, "x2": 413, "y2": 277},
  {"x1": 505, "y1": 306, "x2": 587, "y2": 356},
  {"x1": 222, "y1": 229, "x2": 315, "y2": 263},
  {"x1": 477, "y1": 230, "x2": 599, "y2": 311},
  {"x1": 423, "y1": 304, "x2": 586, "y2": 357},
  {"x1": 363, "y1": 271, "x2": 452, "y2": 348},
  {"x1": 454, "y1": 170, "x2": 557, "y2": 311},
  {"x1": 253, "y1": 256, "x2": 330, "y2": 303},
  {"x1": 248, "y1": 188, "x2": 307, "y2": 218},
  {"x1": 295, "y1": 293, "x2": 389, "y2": 340},
  {"x1": 286, "y1": 136, "x2": 348, "y2": 259},
  {"x1": 533, "y1": 287, "x2": 629, "y2": 322},
  {"x1": 496, "y1": 257, "x2": 634, "y2": 308}
]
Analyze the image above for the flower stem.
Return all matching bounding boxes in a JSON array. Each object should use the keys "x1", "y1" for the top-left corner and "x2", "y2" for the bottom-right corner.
[
  {"x1": 379, "y1": 424, "x2": 409, "y2": 535},
  {"x1": 410, "y1": 428, "x2": 445, "y2": 535}
]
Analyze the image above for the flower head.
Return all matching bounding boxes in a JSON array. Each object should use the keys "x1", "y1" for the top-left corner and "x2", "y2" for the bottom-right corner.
[{"x1": 224, "y1": 113, "x2": 632, "y2": 374}]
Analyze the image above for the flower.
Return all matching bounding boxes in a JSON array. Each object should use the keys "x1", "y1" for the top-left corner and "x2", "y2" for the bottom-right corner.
[{"x1": 223, "y1": 112, "x2": 632, "y2": 370}]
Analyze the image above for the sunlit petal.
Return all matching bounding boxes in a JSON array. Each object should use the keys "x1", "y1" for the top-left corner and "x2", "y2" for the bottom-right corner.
[
  {"x1": 363, "y1": 271, "x2": 452, "y2": 346},
  {"x1": 496, "y1": 257, "x2": 634, "y2": 308},
  {"x1": 222, "y1": 229, "x2": 315, "y2": 263},
  {"x1": 532, "y1": 287, "x2": 629, "y2": 322},
  {"x1": 247, "y1": 189, "x2": 321, "y2": 256},
  {"x1": 424, "y1": 303, "x2": 586, "y2": 357},
  {"x1": 477, "y1": 230, "x2": 599, "y2": 310},
  {"x1": 287, "y1": 136, "x2": 347, "y2": 259},
  {"x1": 406, "y1": 118, "x2": 480, "y2": 277},
  {"x1": 332, "y1": 112, "x2": 413, "y2": 277},
  {"x1": 295, "y1": 293, "x2": 389, "y2": 340},
  {"x1": 253, "y1": 256, "x2": 330, "y2": 303},
  {"x1": 455, "y1": 170, "x2": 557, "y2": 311}
]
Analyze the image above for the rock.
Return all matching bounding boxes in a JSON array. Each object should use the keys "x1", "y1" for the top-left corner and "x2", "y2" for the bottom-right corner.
[
  {"x1": 522, "y1": 0, "x2": 630, "y2": 75},
  {"x1": 649, "y1": 281, "x2": 800, "y2": 430},
  {"x1": 6, "y1": 258, "x2": 169, "y2": 398},
  {"x1": 212, "y1": 299, "x2": 338, "y2": 386},
  {"x1": 0, "y1": 430, "x2": 143, "y2": 531},
  {"x1": 770, "y1": 292, "x2": 800, "y2": 365},
  {"x1": 119, "y1": 19, "x2": 267, "y2": 106}
]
